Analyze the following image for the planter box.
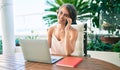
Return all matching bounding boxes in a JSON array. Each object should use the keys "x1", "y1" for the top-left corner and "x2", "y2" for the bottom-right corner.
[
  {"x1": 88, "y1": 51, "x2": 120, "y2": 67},
  {"x1": 100, "y1": 36, "x2": 120, "y2": 44}
]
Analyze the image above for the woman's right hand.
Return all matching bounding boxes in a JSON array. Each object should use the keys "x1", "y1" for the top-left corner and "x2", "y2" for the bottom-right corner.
[{"x1": 65, "y1": 18, "x2": 72, "y2": 32}]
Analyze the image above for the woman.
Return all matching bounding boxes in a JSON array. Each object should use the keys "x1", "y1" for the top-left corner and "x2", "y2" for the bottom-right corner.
[{"x1": 47, "y1": 4, "x2": 78, "y2": 55}]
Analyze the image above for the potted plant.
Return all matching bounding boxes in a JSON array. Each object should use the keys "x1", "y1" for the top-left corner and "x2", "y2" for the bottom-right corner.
[
  {"x1": 25, "y1": 30, "x2": 39, "y2": 40},
  {"x1": 90, "y1": 0, "x2": 120, "y2": 44},
  {"x1": 100, "y1": 21, "x2": 120, "y2": 44}
]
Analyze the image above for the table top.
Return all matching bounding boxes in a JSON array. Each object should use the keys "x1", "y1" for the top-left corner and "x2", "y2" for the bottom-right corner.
[{"x1": 0, "y1": 53, "x2": 119, "y2": 70}]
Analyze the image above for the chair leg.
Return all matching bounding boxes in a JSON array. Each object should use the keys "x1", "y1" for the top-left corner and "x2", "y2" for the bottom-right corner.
[{"x1": 84, "y1": 24, "x2": 87, "y2": 56}]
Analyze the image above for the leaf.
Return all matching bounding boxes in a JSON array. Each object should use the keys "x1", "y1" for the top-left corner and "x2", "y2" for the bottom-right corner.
[
  {"x1": 46, "y1": 0, "x2": 58, "y2": 8},
  {"x1": 43, "y1": 14, "x2": 57, "y2": 20},
  {"x1": 62, "y1": 0, "x2": 71, "y2": 3},
  {"x1": 55, "y1": 0, "x2": 64, "y2": 6}
]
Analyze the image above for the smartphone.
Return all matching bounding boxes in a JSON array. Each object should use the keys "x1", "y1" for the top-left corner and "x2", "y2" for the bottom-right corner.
[
  {"x1": 65, "y1": 20, "x2": 68, "y2": 26},
  {"x1": 65, "y1": 20, "x2": 76, "y2": 26}
]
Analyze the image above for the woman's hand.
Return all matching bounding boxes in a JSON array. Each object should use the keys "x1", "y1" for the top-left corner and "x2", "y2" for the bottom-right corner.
[{"x1": 65, "y1": 18, "x2": 72, "y2": 31}]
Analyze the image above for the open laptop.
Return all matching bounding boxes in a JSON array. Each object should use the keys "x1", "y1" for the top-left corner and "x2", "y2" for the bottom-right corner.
[{"x1": 20, "y1": 39, "x2": 63, "y2": 64}]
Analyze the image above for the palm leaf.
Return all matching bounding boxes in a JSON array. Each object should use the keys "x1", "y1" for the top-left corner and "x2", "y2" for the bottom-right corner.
[
  {"x1": 74, "y1": 0, "x2": 79, "y2": 7},
  {"x1": 55, "y1": 0, "x2": 64, "y2": 6},
  {"x1": 50, "y1": 19, "x2": 58, "y2": 24},
  {"x1": 76, "y1": 0, "x2": 84, "y2": 9},
  {"x1": 62, "y1": 0, "x2": 71, "y2": 3},
  {"x1": 46, "y1": 0, "x2": 58, "y2": 8},
  {"x1": 43, "y1": 14, "x2": 57, "y2": 20},
  {"x1": 77, "y1": 14, "x2": 92, "y2": 19},
  {"x1": 78, "y1": 7, "x2": 90, "y2": 15}
]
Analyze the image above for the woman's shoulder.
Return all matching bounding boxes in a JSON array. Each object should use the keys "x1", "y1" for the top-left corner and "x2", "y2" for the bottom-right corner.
[
  {"x1": 47, "y1": 25, "x2": 56, "y2": 34},
  {"x1": 48, "y1": 25, "x2": 56, "y2": 31},
  {"x1": 70, "y1": 26, "x2": 78, "y2": 33}
]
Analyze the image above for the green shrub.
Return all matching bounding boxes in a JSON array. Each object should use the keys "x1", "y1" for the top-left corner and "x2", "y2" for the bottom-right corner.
[
  {"x1": 87, "y1": 34, "x2": 112, "y2": 51},
  {"x1": 112, "y1": 41, "x2": 120, "y2": 52},
  {"x1": 0, "y1": 40, "x2": 2, "y2": 54}
]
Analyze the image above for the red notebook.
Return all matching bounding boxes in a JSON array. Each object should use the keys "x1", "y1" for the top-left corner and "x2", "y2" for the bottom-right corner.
[{"x1": 56, "y1": 57, "x2": 83, "y2": 68}]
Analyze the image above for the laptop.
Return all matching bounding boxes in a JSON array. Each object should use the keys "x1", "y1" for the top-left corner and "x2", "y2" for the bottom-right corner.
[{"x1": 20, "y1": 39, "x2": 63, "y2": 64}]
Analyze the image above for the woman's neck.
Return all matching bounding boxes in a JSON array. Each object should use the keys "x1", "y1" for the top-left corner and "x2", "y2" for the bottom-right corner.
[{"x1": 57, "y1": 24, "x2": 65, "y2": 30}]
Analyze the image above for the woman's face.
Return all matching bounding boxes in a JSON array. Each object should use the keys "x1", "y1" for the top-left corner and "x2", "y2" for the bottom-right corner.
[{"x1": 57, "y1": 6, "x2": 70, "y2": 25}]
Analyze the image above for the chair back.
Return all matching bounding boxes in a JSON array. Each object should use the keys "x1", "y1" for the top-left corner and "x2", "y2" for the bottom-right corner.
[{"x1": 71, "y1": 23, "x2": 87, "y2": 56}]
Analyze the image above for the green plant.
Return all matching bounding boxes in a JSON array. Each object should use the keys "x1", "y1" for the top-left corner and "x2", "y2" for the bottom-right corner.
[
  {"x1": 25, "y1": 30, "x2": 39, "y2": 40},
  {"x1": 87, "y1": 34, "x2": 112, "y2": 51},
  {"x1": 0, "y1": 40, "x2": 2, "y2": 54},
  {"x1": 43, "y1": 0, "x2": 91, "y2": 26},
  {"x1": 112, "y1": 41, "x2": 120, "y2": 52},
  {"x1": 101, "y1": 21, "x2": 120, "y2": 36},
  {"x1": 89, "y1": 0, "x2": 120, "y2": 28},
  {"x1": 119, "y1": 53, "x2": 120, "y2": 58}
]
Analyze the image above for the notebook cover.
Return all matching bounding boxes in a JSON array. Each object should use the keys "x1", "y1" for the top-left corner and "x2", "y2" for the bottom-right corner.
[{"x1": 56, "y1": 57, "x2": 83, "y2": 68}]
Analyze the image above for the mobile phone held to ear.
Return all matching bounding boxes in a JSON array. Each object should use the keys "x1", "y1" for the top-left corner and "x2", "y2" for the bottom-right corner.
[
  {"x1": 65, "y1": 20, "x2": 68, "y2": 26},
  {"x1": 65, "y1": 20, "x2": 76, "y2": 26}
]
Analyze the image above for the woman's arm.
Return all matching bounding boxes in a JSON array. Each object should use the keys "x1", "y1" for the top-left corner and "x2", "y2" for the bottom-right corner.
[
  {"x1": 64, "y1": 18, "x2": 78, "y2": 55},
  {"x1": 64, "y1": 29, "x2": 78, "y2": 55},
  {"x1": 47, "y1": 26, "x2": 55, "y2": 48}
]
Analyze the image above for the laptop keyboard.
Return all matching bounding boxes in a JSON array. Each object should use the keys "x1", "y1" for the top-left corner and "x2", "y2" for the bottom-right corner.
[
  {"x1": 51, "y1": 56, "x2": 63, "y2": 63},
  {"x1": 52, "y1": 58, "x2": 57, "y2": 61}
]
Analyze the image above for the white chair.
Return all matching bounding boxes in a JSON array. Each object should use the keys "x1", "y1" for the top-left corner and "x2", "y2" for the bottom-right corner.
[{"x1": 71, "y1": 23, "x2": 87, "y2": 56}]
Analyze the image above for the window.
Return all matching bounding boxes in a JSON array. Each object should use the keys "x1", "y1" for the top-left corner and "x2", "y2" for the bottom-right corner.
[{"x1": 13, "y1": 0, "x2": 49, "y2": 36}]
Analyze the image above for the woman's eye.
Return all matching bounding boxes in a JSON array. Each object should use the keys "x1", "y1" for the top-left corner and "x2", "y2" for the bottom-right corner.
[
  {"x1": 59, "y1": 11, "x2": 69, "y2": 17},
  {"x1": 60, "y1": 11, "x2": 63, "y2": 14},
  {"x1": 64, "y1": 14, "x2": 69, "y2": 17}
]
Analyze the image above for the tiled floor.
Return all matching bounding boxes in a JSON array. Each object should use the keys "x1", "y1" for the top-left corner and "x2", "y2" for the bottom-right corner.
[{"x1": 0, "y1": 53, "x2": 25, "y2": 70}]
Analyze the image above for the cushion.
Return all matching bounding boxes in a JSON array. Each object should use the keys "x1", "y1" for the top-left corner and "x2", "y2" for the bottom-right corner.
[{"x1": 71, "y1": 23, "x2": 85, "y2": 56}]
